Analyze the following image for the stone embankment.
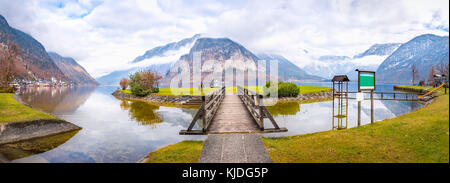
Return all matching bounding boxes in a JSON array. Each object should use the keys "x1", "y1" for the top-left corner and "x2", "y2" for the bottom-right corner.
[
  {"x1": 277, "y1": 91, "x2": 333, "y2": 102},
  {"x1": 0, "y1": 119, "x2": 81, "y2": 145},
  {"x1": 112, "y1": 90, "x2": 202, "y2": 105},
  {"x1": 393, "y1": 86, "x2": 429, "y2": 94},
  {"x1": 393, "y1": 85, "x2": 436, "y2": 104}
]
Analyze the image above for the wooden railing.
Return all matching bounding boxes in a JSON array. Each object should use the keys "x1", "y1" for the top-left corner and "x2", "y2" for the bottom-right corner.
[
  {"x1": 237, "y1": 86, "x2": 287, "y2": 133},
  {"x1": 179, "y1": 87, "x2": 225, "y2": 135},
  {"x1": 418, "y1": 83, "x2": 446, "y2": 99},
  {"x1": 336, "y1": 91, "x2": 419, "y2": 101}
]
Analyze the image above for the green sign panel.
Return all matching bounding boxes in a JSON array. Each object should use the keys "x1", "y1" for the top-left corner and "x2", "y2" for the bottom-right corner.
[{"x1": 358, "y1": 71, "x2": 375, "y2": 91}]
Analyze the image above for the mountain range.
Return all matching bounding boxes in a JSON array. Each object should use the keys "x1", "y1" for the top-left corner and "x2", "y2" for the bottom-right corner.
[
  {"x1": 0, "y1": 14, "x2": 96, "y2": 85},
  {"x1": 377, "y1": 34, "x2": 449, "y2": 83},
  {"x1": 302, "y1": 43, "x2": 402, "y2": 80},
  {"x1": 48, "y1": 52, "x2": 97, "y2": 85},
  {"x1": 98, "y1": 35, "x2": 323, "y2": 86}
]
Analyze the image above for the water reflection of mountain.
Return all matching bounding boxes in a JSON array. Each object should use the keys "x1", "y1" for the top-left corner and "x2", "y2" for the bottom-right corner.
[
  {"x1": 18, "y1": 87, "x2": 96, "y2": 114},
  {"x1": 266, "y1": 101, "x2": 301, "y2": 117},
  {"x1": 380, "y1": 100, "x2": 422, "y2": 116},
  {"x1": 0, "y1": 130, "x2": 79, "y2": 163}
]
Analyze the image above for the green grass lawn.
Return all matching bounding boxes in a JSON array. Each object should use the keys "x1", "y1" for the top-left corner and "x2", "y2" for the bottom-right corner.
[
  {"x1": 143, "y1": 141, "x2": 204, "y2": 163},
  {"x1": 0, "y1": 93, "x2": 55, "y2": 123},
  {"x1": 120, "y1": 89, "x2": 132, "y2": 94},
  {"x1": 396, "y1": 85, "x2": 447, "y2": 94},
  {"x1": 298, "y1": 85, "x2": 331, "y2": 94}
]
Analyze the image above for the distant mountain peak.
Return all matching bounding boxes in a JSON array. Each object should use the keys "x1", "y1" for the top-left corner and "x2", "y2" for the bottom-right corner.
[
  {"x1": 48, "y1": 52, "x2": 98, "y2": 85},
  {"x1": 353, "y1": 43, "x2": 401, "y2": 59},
  {"x1": 131, "y1": 34, "x2": 201, "y2": 63},
  {"x1": 0, "y1": 14, "x2": 8, "y2": 26}
]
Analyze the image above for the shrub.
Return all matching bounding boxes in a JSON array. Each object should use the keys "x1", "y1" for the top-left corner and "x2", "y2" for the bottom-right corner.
[
  {"x1": 120, "y1": 78, "x2": 129, "y2": 90},
  {"x1": 131, "y1": 85, "x2": 150, "y2": 97},
  {"x1": 129, "y1": 70, "x2": 161, "y2": 97},
  {"x1": 263, "y1": 81, "x2": 299, "y2": 98},
  {"x1": 278, "y1": 82, "x2": 299, "y2": 97},
  {"x1": 152, "y1": 87, "x2": 159, "y2": 93}
]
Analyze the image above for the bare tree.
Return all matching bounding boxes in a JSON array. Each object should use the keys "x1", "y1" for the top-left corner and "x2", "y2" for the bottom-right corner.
[
  {"x1": 411, "y1": 64, "x2": 419, "y2": 86},
  {"x1": 427, "y1": 66, "x2": 436, "y2": 86},
  {"x1": 436, "y1": 62, "x2": 449, "y2": 77},
  {"x1": 0, "y1": 42, "x2": 19, "y2": 88}
]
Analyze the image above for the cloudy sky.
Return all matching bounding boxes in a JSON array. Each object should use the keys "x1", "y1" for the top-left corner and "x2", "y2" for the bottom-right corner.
[{"x1": 0, "y1": 0, "x2": 448, "y2": 77}]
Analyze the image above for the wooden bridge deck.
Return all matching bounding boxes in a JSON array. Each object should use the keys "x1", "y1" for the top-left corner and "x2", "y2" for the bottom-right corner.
[
  {"x1": 208, "y1": 94, "x2": 260, "y2": 133},
  {"x1": 179, "y1": 86, "x2": 287, "y2": 135}
]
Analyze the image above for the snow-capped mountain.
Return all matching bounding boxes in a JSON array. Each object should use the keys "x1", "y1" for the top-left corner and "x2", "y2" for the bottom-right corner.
[
  {"x1": 353, "y1": 43, "x2": 401, "y2": 59},
  {"x1": 377, "y1": 34, "x2": 449, "y2": 84},
  {"x1": 257, "y1": 54, "x2": 323, "y2": 81},
  {"x1": 96, "y1": 34, "x2": 200, "y2": 85},
  {"x1": 98, "y1": 34, "x2": 324, "y2": 86},
  {"x1": 131, "y1": 34, "x2": 201, "y2": 64},
  {"x1": 302, "y1": 43, "x2": 402, "y2": 80}
]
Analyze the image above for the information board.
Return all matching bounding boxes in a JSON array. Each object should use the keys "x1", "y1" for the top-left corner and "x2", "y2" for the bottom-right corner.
[{"x1": 358, "y1": 71, "x2": 376, "y2": 91}]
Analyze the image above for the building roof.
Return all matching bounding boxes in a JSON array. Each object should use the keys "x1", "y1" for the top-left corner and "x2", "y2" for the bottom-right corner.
[{"x1": 332, "y1": 75, "x2": 350, "y2": 82}]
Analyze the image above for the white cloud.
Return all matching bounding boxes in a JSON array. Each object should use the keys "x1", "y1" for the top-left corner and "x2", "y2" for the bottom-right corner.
[{"x1": 0, "y1": 0, "x2": 448, "y2": 77}]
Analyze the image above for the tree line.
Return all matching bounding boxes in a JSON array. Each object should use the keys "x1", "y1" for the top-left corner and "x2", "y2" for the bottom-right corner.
[
  {"x1": 0, "y1": 41, "x2": 19, "y2": 92},
  {"x1": 411, "y1": 62, "x2": 449, "y2": 87}
]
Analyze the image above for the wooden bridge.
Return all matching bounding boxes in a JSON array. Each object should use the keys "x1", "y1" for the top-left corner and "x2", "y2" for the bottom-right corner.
[{"x1": 180, "y1": 86, "x2": 287, "y2": 135}]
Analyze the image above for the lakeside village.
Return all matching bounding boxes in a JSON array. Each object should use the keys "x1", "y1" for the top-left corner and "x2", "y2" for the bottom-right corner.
[{"x1": 10, "y1": 77, "x2": 75, "y2": 90}]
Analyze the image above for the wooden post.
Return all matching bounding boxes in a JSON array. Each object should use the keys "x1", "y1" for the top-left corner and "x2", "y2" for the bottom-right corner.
[
  {"x1": 332, "y1": 89, "x2": 335, "y2": 129},
  {"x1": 332, "y1": 81, "x2": 335, "y2": 101},
  {"x1": 201, "y1": 96, "x2": 206, "y2": 132},
  {"x1": 393, "y1": 93, "x2": 396, "y2": 99},
  {"x1": 370, "y1": 91, "x2": 374, "y2": 124},
  {"x1": 257, "y1": 95, "x2": 264, "y2": 130},
  {"x1": 358, "y1": 88, "x2": 361, "y2": 127}
]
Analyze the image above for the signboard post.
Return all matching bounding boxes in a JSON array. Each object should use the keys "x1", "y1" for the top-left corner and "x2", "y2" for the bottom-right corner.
[{"x1": 356, "y1": 70, "x2": 376, "y2": 125}]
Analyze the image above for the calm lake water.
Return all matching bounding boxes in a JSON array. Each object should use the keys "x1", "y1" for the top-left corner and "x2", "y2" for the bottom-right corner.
[
  {"x1": 7, "y1": 83, "x2": 422, "y2": 163},
  {"x1": 11, "y1": 86, "x2": 204, "y2": 163}
]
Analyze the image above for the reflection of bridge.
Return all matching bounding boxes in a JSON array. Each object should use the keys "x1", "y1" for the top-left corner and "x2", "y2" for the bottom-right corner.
[
  {"x1": 180, "y1": 86, "x2": 287, "y2": 135},
  {"x1": 338, "y1": 91, "x2": 420, "y2": 101}
]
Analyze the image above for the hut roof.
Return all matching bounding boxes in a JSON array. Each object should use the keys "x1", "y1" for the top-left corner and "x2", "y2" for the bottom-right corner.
[{"x1": 332, "y1": 75, "x2": 350, "y2": 82}]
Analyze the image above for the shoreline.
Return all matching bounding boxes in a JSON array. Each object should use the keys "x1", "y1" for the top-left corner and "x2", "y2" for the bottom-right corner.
[
  {"x1": 112, "y1": 89, "x2": 334, "y2": 105},
  {"x1": 112, "y1": 89, "x2": 203, "y2": 105},
  {"x1": 393, "y1": 85, "x2": 429, "y2": 94},
  {"x1": 0, "y1": 93, "x2": 81, "y2": 145}
]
